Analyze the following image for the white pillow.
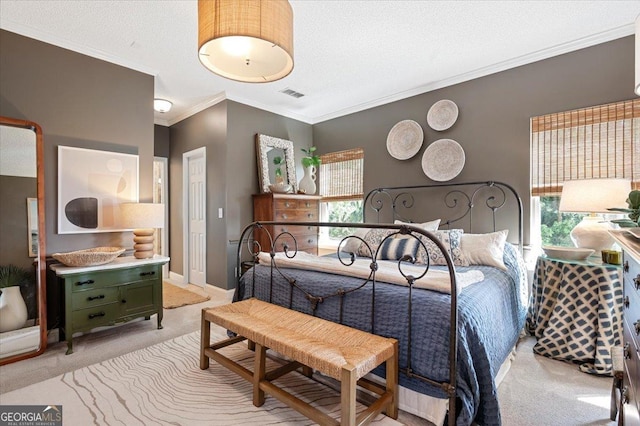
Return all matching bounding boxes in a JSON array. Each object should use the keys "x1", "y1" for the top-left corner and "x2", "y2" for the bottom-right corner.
[
  {"x1": 340, "y1": 227, "x2": 369, "y2": 253},
  {"x1": 394, "y1": 219, "x2": 441, "y2": 232},
  {"x1": 460, "y1": 230, "x2": 509, "y2": 270}
]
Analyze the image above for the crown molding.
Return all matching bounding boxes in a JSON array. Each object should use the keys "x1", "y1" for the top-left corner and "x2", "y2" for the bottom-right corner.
[
  {"x1": 163, "y1": 92, "x2": 227, "y2": 126},
  {"x1": 310, "y1": 23, "x2": 635, "y2": 124}
]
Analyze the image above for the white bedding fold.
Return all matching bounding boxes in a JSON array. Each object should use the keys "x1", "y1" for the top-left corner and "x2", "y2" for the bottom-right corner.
[{"x1": 256, "y1": 251, "x2": 484, "y2": 294}]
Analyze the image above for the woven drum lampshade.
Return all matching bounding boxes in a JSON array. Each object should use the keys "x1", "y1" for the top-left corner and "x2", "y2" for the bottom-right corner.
[
  {"x1": 120, "y1": 203, "x2": 165, "y2": 259},
  {"x1": 198, "y1": 0, "x2": 294, "y2": 83}
]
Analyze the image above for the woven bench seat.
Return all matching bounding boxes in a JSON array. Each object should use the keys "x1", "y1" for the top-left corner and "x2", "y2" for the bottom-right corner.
[{"x1": 200, "y1": 298, "x2": 398, "y2": 426}]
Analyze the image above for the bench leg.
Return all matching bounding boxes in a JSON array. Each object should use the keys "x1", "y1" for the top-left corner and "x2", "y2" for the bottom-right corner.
[
  {"x1": 341, "y1": 368, "x2": 357, "y2": 426},
  {"x1": 200, "y1": 312, "x2": 210, "y2": 370},
  {"x1": 302, "y1": 365, "x2": 313, "y2": 377},
  {"x1": 386, "y1": 340, "x2": 399, "y2": 419},
  {"x1": 248, "y1": 339, "x2": 255, "y2": 351},
  {"x1": 253, "y1": 343, "x2": 267, "y2": 407}
]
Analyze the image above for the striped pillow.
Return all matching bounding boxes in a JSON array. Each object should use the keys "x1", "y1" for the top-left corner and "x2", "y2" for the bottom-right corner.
[{"x1": 376, "y1": 237, "x2": 420, "y2": 261}]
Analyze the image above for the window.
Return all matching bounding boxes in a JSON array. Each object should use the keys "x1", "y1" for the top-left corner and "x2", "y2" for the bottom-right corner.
[
  {"x1": 531, "y1": 99, "x2": 640, "y2": 246},
  {"x1": 318, "y1": 148, "x2": 364, "y2": 246}
]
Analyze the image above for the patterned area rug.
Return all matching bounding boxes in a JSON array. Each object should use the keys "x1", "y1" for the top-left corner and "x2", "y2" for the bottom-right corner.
[
  {"x1": 1, "y1": 331, "x2": 402, "y2": 425},
  {"x1": 163, "y1": 282, "x2": 210, "y2": 308}
]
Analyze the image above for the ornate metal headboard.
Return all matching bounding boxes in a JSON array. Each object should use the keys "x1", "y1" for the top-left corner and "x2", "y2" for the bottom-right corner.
[{"x1": 363, "y1": 181, "x2": 523, "y2": 251}]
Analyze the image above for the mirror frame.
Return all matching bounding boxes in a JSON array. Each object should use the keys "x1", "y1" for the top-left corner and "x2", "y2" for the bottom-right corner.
[
  {"x1": 255, "y1": 134, "x2": 297, "y2": 193},
  {"x1": 0, "y1": 116, "x2": 47, "y2": 365}
]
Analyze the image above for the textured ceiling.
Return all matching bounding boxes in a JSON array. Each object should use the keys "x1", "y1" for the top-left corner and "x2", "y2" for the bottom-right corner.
[{"x1": 1, "y1": 1, "x2": 639, "y2": 126}]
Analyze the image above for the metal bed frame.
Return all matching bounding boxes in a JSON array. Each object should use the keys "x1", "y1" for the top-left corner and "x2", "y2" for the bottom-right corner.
[{"x1": 235, "y1": 181, "x2": 523, "y2": 425}]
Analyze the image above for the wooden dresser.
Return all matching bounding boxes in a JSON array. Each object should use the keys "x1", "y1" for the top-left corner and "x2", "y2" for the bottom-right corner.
[
  {"x1": 610, "y1": 230, "x2": 640, "y2": 425},
  {"x1": 252, "y1": 193, "x2": 320, "y2": 255}
]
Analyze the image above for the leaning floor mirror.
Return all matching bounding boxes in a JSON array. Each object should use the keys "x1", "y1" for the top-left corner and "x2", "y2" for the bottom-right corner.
[{"x1": 0, "y1": 116, "x2": 47, "y2": 365}]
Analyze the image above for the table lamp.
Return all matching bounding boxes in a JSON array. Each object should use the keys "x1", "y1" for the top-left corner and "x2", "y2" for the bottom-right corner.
[
  {"x1": 120, "y1": 203, "x2": 165, "y2": 259},
  {"x1": 558, "y1": 178, "x2": 631, "y2": 254}
]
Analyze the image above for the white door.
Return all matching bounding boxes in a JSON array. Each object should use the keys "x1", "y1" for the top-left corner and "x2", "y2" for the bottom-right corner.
[
  {"x1": 153, "y1": 157, "x2": 169, "y2": 277},
  {"x1": 183, "y1": 148, "x2": 206, "y2": 287}
]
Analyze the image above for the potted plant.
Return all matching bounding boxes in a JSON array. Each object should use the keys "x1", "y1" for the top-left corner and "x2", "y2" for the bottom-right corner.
[
  {"x1": 301, "y1": 146, "x2": 321, "y2": 169},
  {"x1": 273, "y1": 156, "x2": 284, "y2": 185},
  {"x1": 299, "y1": 147, "x2": 321, "y2": 195},
  {"x1": 609, "y1": 189, "x2": 640, "y2": 227}
]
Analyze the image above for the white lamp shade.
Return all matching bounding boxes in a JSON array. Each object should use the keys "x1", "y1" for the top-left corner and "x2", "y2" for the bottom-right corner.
[
  {"x1": 120, "y1": 203, "x2": 165, "y2": 229},
  {"x1": 198, "y1": 0, "x2": 294, "y2": 83},
  {"x1": 558, "y1": 178, "x2": 631, "y2": 213}
]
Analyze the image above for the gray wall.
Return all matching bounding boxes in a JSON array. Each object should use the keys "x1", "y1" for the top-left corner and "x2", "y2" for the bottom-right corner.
[
  {"x1": 0, "y1": 30, "x2": 155, "y2": 255},
  {"x1": 312, "y1": 36, "x2": 637, "y2": 246},
  {"x1": 168, "y1": 100, "x2": 312, "y2": 289},
  {"x1": 154, "y1": 125, "x2": 170, "y2": 158}
]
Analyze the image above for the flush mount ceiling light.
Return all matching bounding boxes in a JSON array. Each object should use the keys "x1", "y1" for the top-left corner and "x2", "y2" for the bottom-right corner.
[
  {"x1": 198, "y1": 0, "x2": 294, "y2": 83},
  {"x1": 153, "y1": 99, "x2": 173, "y2": 113}
]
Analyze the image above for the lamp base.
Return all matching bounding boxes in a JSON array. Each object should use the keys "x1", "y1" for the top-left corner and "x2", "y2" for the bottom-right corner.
[
  {"x1": 132, "y1": 228, "x2": 155, "y2": 259},
  {"x1": 570, "y1": 216, "x2": 615, "y2": 254}
]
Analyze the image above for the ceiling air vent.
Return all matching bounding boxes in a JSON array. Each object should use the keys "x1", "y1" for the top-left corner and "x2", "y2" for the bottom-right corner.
[{"x1": 280, "y1": 88, "x2": 305, "y2": 98}]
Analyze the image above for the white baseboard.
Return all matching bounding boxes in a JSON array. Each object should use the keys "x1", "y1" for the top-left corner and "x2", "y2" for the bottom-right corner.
[{"x1": 168, "y1": 271, "x2": 234, "y2": 302}]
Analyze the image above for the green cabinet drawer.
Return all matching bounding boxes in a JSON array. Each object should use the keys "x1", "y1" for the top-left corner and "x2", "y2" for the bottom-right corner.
[
  {"x1": 71, "y1": 287, "x2": 120, "y2": 310},
  {"x1": 67, "y1": 264, "x2": 162, "y2": 292},
  {"x1": 72, "y1": 302, "x2": 121, "y2": 330}
]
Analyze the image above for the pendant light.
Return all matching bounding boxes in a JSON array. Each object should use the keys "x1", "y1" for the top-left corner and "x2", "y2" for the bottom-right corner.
[{"x1": 198, "y1": 0, "x2": 294, "y2": 83}]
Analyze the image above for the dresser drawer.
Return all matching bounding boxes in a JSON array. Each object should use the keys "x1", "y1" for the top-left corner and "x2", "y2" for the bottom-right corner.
[
  {"x1": 623, "y1": 365, "x2": 640, "y2": 425},
  {"x1": 273, "y1": 234, "x2": 318, "y2": 252},
  {"x1": 625, "y1": 278, "x2": 640, "y2": 335},
  {"x1": 273, "y1": 224, "x2": 318, "y2": 237},
  {"x1": 72, "y1": 302, "x2": 121, "y2": 330},
  {"x1": 624, "y1": 253, "x2": 640, "y2": 298},
  {"x1": 71, "y1": 287, "x2": 120, "y2": 310},
  {"x1": 274, "y1": 198, "x2": 318, "y2": 210},
  {"x1": 274, "y1": 208, "x2": 318, "y2": 221},
  {"x1": 67, "y1": 265, "x2": 160, "y2": 292}
]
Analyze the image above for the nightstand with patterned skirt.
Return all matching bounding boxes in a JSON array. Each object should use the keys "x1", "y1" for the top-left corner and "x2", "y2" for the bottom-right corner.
[{"x1": 526, "y1": 255, "x2": 623, "y2": 375}]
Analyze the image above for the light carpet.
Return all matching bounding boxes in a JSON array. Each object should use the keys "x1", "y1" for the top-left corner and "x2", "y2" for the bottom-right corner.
[
  {"x1": 1, "y1": 330, "x2": 401, "y2": 425},
  {"x1": 163, "y1": 282, "x2": 210, "y2": 309}
]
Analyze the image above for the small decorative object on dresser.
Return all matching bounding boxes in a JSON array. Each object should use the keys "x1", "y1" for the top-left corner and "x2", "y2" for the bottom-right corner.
[
  {"x1": 609, "y1": 229, "x2": 640, "y2": 424},
  {"x1": 51, "y1": 255, "x2": 169, "y2": 355},
  {"x1": 119, "y1": 203, "x2": 165, "y2": 259},
  {"x1": 252, "y1": 193, "x2": 320, "y2": 255},
  {"x1": 298, "y1": 146, "x2": 320, "y2": 195}
]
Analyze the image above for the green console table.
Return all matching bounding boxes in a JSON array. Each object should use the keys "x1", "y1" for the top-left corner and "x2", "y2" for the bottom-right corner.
[{"x1": 51, "y1": 255, "x2": 169, "y2": 355}]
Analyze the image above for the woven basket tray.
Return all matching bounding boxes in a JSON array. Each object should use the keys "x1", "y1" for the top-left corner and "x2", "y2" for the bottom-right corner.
[{"x1": 52, "y1": 247, "x2": 125, "y2": 267}]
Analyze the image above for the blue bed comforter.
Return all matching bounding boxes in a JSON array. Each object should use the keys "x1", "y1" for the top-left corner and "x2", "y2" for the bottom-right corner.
[{"x1": 236, "y1": 244, "x2": 528, "y2": 425}]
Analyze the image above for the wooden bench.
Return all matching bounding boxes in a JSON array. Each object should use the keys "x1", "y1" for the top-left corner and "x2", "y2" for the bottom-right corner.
[{"x1": 200, "y1": 298, "x2": 398, "y2": 426}]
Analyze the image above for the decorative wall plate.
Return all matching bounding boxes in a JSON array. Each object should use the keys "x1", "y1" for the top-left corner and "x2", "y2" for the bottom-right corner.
[
  {"x1": 421, "y1": 139, "x2": 465, "y2": 181},
  {"x1": 386, "y1": 120, "x2": 424, "y2": 160},
  {"x1": 427, "y1": 99, "x2": 458, "y2": 131}
]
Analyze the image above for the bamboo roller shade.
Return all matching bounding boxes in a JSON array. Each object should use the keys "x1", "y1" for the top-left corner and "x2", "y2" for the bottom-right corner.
[{"x1": 319, "y1": 148, "x2": 364, "y2": 202}]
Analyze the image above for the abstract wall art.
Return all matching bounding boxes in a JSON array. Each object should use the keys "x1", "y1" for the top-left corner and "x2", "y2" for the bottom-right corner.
[{"x1": 58, "y1": 146, "x2": 138, "y2": 234}]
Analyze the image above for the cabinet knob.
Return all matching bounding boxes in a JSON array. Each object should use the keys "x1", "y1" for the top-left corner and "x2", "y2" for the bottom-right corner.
[
  {"x1": 121, "y1": 299, "x2": 127, "y2": 304},
  {"x1": 284, "y1": 202, "x2": 290, "y2": 208},
  {"x1": 635, "y1": 320, "x2": 640, "y2": 336},
  {"x1": 140, "y1": 271, "x2": 156, "y2": 277},
  {"x1": 305, "y1": 202, "x2": 310, "y2": 207},
  {"x1": 76, "y1": 279, "x2": 95, "y2": 286},
  {"x1": 307, "y1": 213, "x2": 313, "y2": 218},
  {"x1": 308, "y1": 239, "x2": 313, "y2": 244},
  {"x1": 624, "y1": 261, "x2": 629, "y2": 273},
  {"x1": 634, "y1": 275, "x2": 640, "y2": 290},
  {"x1": 282, "y1": 214, "x2": 288, "y2": 219},
  {"x1": 88, "y1": 311, "x2": 106, "y2": 319},
  {"x1": 624, "y1": 296, "x2": 630, "y2": 308},
  {"x1": 624, "y1": 342, "x2": 631, "y2": 359}
]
